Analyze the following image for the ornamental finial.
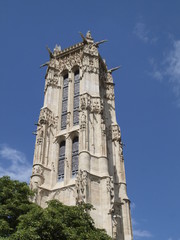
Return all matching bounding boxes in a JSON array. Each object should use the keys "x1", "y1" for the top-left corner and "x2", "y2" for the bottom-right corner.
[
  {"x1": 54, "y1": 44, "x2": 61, "y2": 54},
  {"x1": 86, "y1": 30, "x2": 92, "y2": 39}
]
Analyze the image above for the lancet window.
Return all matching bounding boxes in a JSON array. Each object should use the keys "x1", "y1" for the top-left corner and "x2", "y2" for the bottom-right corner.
[
  {"x1": 61, "y1": 74, "x2": 69, "y2": 130},
  {"x1": 72, "y1": 136, "x2": 79, "y2": 177},
  {"x1": 58, "y1": 141, "x2": 65, "y2": 181},
  {"x1": 73, "y1": 70, "x2": 80, "y2": 125}
]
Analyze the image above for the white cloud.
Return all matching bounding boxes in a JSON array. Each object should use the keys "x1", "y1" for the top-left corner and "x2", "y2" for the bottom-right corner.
[
  {"x1": 131, "y1": 218, "x2": 137, "y2": 227},
  {"x1": 131, "y1": 202, "x2": 136, "y2": 210},
  {"x1": 0, "y1": 145, "x2": 32, "y2": 182},
  {"x1": 132, "y1": 213, "x2": 152, "y2": 239},
  {"x1": 134, "y1": 229, "x2": 152, "y2": 238},
  {"x1": 149, "y1": 58, "x2": 163, "y2": 82},
  {"x1": 167, "y1": 237, "x2": 180, "y2": 240},
  {"x1": 150, "y1": 39, "x2": 180, "y2": 107},
  {"x1": 166, "y1": 40, "x2": 180, "y2": 99},
  {"x1": 134, "y1": 22, "x2": 149, "y2": 43},
  {"x1": 133, "y1": 22, "x2": 158, "y2": 44}
]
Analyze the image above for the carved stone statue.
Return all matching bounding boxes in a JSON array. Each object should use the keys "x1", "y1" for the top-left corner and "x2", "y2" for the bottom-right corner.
[{"x1": 75, "y1": 170, "x2": 87, "y2": 204}]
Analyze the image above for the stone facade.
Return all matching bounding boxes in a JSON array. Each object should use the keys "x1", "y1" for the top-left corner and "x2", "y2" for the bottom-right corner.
[{"x1": 30, "y1": 31, "x2": 133, "y2": 240}]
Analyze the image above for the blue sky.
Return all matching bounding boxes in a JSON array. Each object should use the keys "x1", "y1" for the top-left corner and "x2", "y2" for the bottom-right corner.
[{"x1": 0, "y1": 1, "x2": 180, "y2": 239}]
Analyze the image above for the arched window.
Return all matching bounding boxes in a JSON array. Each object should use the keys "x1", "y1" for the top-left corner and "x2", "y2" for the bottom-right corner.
[
  {"x1": 58, "y1": 141, "x2": 65, "y2": 181},
  {"x1": 61, "y1": 74, "x2": 68, "y2": 130},
  {"x1": 73, "y1": 70, "x2": 80, "y2": 125},
  {"x1": 72, "y1": 136, "x2": 79, "y2": 177}
]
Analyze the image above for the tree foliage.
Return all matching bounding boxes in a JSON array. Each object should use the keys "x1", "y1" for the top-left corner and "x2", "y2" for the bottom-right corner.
[
  {"x1": 0, "y1": 176, "x2": 35, "y2": 237},
  {"x1": 0, "y1": 176, "x2": 111, "y2": 240}
]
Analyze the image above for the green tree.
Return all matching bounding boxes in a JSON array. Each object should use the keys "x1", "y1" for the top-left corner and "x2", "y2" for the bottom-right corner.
[
  {"x1": 0, "y1": 176, "x2": 35, "y2": 237},
  {"x1": 12, "y1": 200, "x2": 111, "y2": 240},
  {"x1": 0, "y1": 177, "x2": 111, "y2": 240}
]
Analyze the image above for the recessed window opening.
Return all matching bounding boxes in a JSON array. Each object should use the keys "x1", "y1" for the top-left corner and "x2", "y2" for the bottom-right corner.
[
  {"x1": 58, "y1": 141, "x2": 65, "y2": 181},
  {"x1": 73, "y1": 70, "x2": 80, "y2": 125},
  {"x1": 61, "y1": 74, "x2": 69, "y2": 130},
  {"x1": 72, "y1": 136, "x2": 79, "y2": 177}
]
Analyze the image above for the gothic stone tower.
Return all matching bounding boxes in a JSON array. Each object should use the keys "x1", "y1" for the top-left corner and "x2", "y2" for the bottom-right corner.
[{"x1": 30, "y1": 31, "x2": 133, "y2": 240}]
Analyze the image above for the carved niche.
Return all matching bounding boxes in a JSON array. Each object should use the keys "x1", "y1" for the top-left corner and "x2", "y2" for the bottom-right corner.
[
  {"x1": 75, "y1": 170, "x2": 88, "y2": 204},
  {"x1": 91, "y1": 98, "x2": 103, "y2": 114},
  {"x1": 80, "y1": 96, "x2": 86, "y2": 110},
  {"x1": 111, "y1": 203, "x2": 121, "y2": 240},
  {"x1": 112, "y1": 215, "x2": 118, "y2": 240},
  {"x1": 101, "y1": 118, "x2": 106, "y2": 135},
  {"x1": 45, "y1": 69, "x2": 60, "y2": 92},
  {"x1": 111, "y1": 125, "x2": 121, "y2": 142},
  {"x1": 105, "y1": 83, "x2": 115, "y2": 100},
  {"x1": 32, "y1": 164, "x2": 44, "y2": 176},
  {"x1": 30, "y1": 164, "x2": 45, "y2": 202},
  {"x1": 80, "y1": 94, "x2": 91, "y2": 111},
  {"x1": 39, "y1": 107, "x2": 58, "y2": 128},
  {"x1": 82, "y1": 55, "x2": 99, "y2": 74},
  {"x1": 107, "y1": 176, "x2": 114, "y2": 213},
  {"x1": 80, "y1": 94, "x2": 103, "y2": 114},
  {"x1": 80, "y1": 111, "x2": 86, "y2": 130},
  {"x1": 107, "y1": 177, "x2": 122, "y2": 240},
  {"x1": 92, "y1": 99, "x2": 100, "y2": 113}
]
